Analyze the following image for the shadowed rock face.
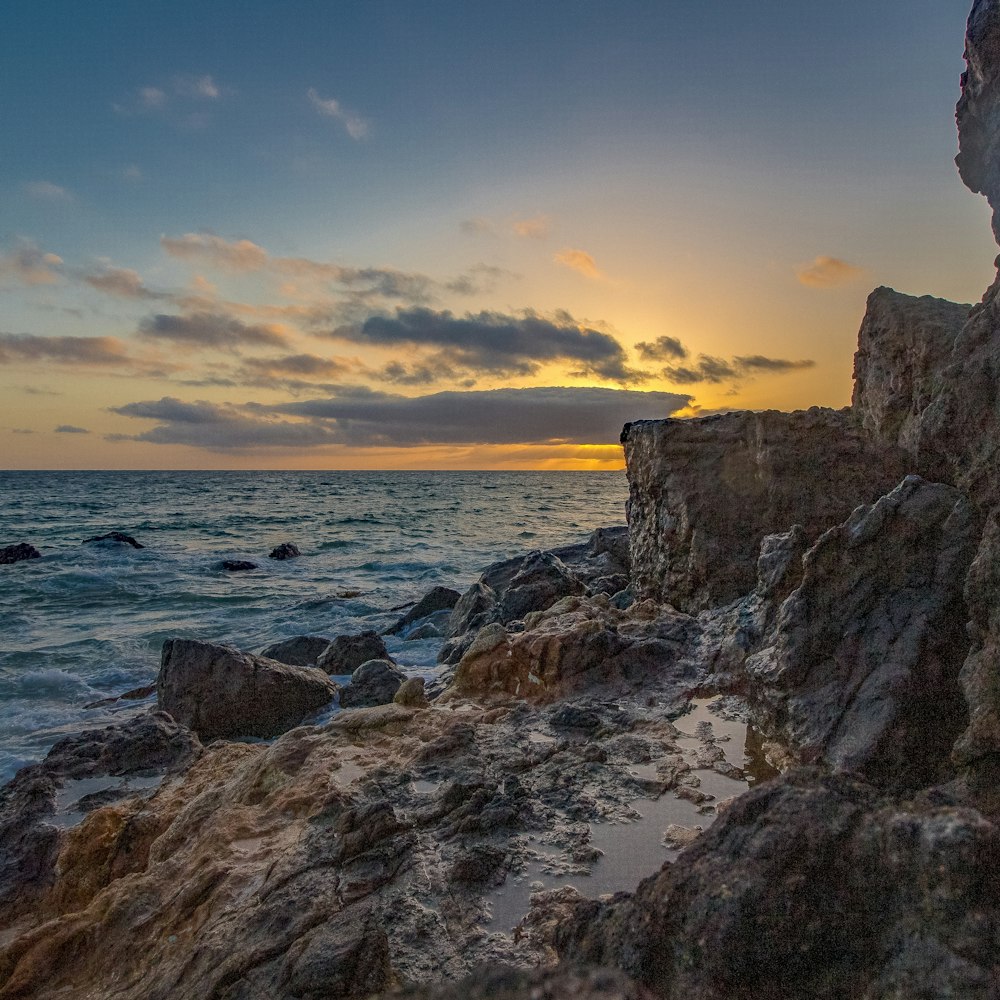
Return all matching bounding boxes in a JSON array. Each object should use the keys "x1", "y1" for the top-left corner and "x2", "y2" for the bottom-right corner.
[
  {"x1": 622, "y1": 408, "x2": 908, "y2": 612},
  {"x1": 557, "y1": 769, "x2": 1000, "y2": 1000}
]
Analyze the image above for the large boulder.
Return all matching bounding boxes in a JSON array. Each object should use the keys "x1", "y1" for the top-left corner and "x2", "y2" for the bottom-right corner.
[
  {"x1": 742, "y1": 477, "x2": 978, "y2": 791},
  {"x1": 622, "y1": 408, "x2": 909, "y2": 612},
  {"x1": 260, "y1": 635, "x2": 332, "y2": 667},
  {"x1": 558, "y1": 769, "x2": 1000, "y2": 1000},
  {"x1": 157, "y1": 639, "x2": 337, "y2": 739},
  {"x1": 0, "y1": 543, "x2": 40, "y2": 565},
  {"x1": 318, "y1": 631, "x2": 394, "y2": 674},
  {"x1": 339, "y1": 660, "x2": 407, "y2": 708}
]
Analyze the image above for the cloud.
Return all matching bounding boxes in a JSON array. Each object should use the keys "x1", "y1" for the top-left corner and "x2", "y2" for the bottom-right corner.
[
  {"x1": 460, "y1": 217, "x2": 495, "y2": 236},
  {"x1": 161, "y1": 233, "x2": 269, "y2": 272},
  {"x1": 0, "y1": 242, "x2": 63, "y2": 285},
  {"x1": 635, "y1": 336, "x2": 689, "y2": 361},
  {"x1": 662, "y1": 353, "x2": 815, "y2": 385},
  {"x1": 331, "y1": 306, "x2": 641, "y2": 382},
  {"x1": 110, "y1": 386, "x2": 693, "y2": 451},
  {"x1": 734, "y1": 355, "x2": 816, "y2": 373},
  {"x1": 795, "y1": 256, "x2": 865, "y2": 289},
  {"x1": 24, "y1": 181, "x2": 73, "y2": 203},
  {"x1": 123, "y1": 164, "x2": 143, "y2": 182},
  {"x1": 554, "y1": 248, "x2": 602, "y2": 280},
  {"x1": 173, "y1": 74, "x2": 222, "y2": 99},
  {"x1": 240, "y1": 353, "x2": 355, "y2": 379},
  {"x1": 11, "y1": 428, "x2": 35, "y2": 435},
  {"x1": 138, "y1": 312, "x2": 288, "y2": 349},
  {"x1": 0, "y1": 333, "x2": 131, "y2": 367},
  {"x1": 512, "y1": 216, "x2": 551, "y2": 239},
  {"x1": 55, "y1": 425, "x2": 89, "y2": 434},
  {"x1": 83, "y1": 266, "x2": 162, "y2": 299},
  {"x1": 307, "y1": 88, "x2": 369, "y2": 140},
  {"x1": 139, "y1": 87, "x2": 168, "y2": 109}
]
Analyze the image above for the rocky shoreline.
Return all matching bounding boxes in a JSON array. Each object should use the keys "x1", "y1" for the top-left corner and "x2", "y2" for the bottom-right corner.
[{"x1": 5, "y1": 2, "x2": 1000, "y2": 997}]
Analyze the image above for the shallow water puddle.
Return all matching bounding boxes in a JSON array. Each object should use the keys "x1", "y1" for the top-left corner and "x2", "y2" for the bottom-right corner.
[{"x1": 51, "y1": 773, "x2": 163, "y2": 829}]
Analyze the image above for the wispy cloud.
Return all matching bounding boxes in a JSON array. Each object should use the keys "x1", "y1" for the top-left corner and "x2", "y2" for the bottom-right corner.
[
  {"x1": 55, "y1": 424, "x2": 90, "y2": 434},
  {"x1": 139, "y1": 86, "x2": 168, "y2": 109},
  {"x1": 83, "y1": 265, "x2": 163, "y2": 300},
  {"x1": 122, "y1": 164, "x2": 143, "y2": 182},
  {"x1": 138, "y1": 312, "x2": 289, "y2": 350},
  {"x1": 173, "y1": 74, "x2": 222, "y2": 99},
  {"x1": 0, "y1": 242, "x2": 63, "y2": 286},
  {"x1": 512, "y1": 215, "x2": 552, "y2": 239},
  {"x1": 554, "y1": 248, "x2": 602, "y2": 280},
  {"x1": 307, "y1": 88, "x2": 369, "y2": 140},
  {"x1": 635, "y1": 335, "x2": 688, "y2": 361},
  {"x1": 161, "y1": 232, "x2": 269, "y2": 272},
  {"x1": 795, "y1": 255, "x2": 865, "y2": 289},
  {"x1": 0, "y1": 333, "x2": 131, "y2": 367},
  {"x1": 24, "y1": 181, "x2": 73, "y2": 203},
  {"x1": 662, "y1": 353, "x2": 815, "y2": 385}
]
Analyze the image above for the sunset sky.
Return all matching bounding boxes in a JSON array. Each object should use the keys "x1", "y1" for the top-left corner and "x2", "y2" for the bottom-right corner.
[{"x1": 1, "y1": 0, "x2": 994, "y2": 469}]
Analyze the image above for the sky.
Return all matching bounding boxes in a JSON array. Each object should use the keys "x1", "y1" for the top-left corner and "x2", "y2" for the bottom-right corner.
[{"x1": 1, "y1": 0, "x2": 995, "y2": 470}]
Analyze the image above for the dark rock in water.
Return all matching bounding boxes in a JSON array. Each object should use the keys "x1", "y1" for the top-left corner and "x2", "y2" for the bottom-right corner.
[
  {"x1": 446, "y1": 581, "x2": 498, "y2": 640},
  {"x1": 260, "y1": 635, "x2": 332, "y2": 667},
  {"x1": 340, "y1": 659, "x2": 406, "y2": 708},
  {"x1": 157, "y1": 639, "x2": 337, "y2": 739},
  {"x1": 0, "y1": 542, "x2": 41, "y2": 565},
  {"x1": 84, "y1": 683, "x2": 156, "y2": 710},
  {"x1": 83, "y1": 531, "x2": 144, "y2": 549},
  {"x1": 386, "y1": 586, "x2": 461, "y2": 635},
  {"x1": 403, "y1": 616, "x2": 449, "y2": 641},
  {"x1": 318, "y1": 630, "x2": 393, "y2": 674},
  {"x1": 0, "y1": 711, "x2": 200, "y2": 922},
  {"x1": 557, "y1": 769, "x2": 1000, "y2": 1000},
  {"x1": 743, "y1": 476, "x2": 978, "y2": 792},
  {"x1": 268, "y1": 541, "x2": 300, "y2": 560},
  {"x1": 220, "y1": 559, "x2": 257, "y2": 572}
]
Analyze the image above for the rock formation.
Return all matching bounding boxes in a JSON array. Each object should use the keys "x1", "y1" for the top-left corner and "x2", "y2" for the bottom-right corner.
[
  {"x1": 0, "y1": 543, "x2": 40, "y2": 565},
  {"x1": 157, "y1": 639, "x2": 337, "y2": 739},
  {"x1": 319, "y1": 631, "x2": 394, "y2": 674}
]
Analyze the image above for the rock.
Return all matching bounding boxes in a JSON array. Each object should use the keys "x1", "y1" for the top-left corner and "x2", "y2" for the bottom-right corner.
[
  {"x1": 393, "y1": 677, "x2": 430, "y2": 708},
  {"x1": 587, "y1": 574, "x2": 629, "y2": 597},
  {"x1": 340, "y1": 659, "x2": 407, "y2": 708},
  {"x1": 496, "y1": 551, "x2": 585, "y2": 623},
  {"x1": 318, "y1": 631, "x2": 394, "y2": 674},
  {"x1": 557, "y1": 769, "x2": 1000, "y2": 1000},
  {"x1": 0, "y1": 711, "x2": 200, "y2": 922},
  {"x1": 446, "y1": 581, "x2": 498, "y2": 640},
  {"x1": 84, "y1": 683, "x2": 156, "y2": 709},
  {"x1": 260, "y1": 635, "x2": 332, "y2": 667},
  {"x1": 82, "y1": 531, "x2": 143, "y2": 549},
  {"x1": 387, "y1": 586, "x2": 462, "y2": 635},
  {"x1": 0, "y1": 543, "x2": 41, "y2": 565},
  {"x1": 852, "y1": 287, "x2": 970, "y2": 470},
  {"x1": 957, "y1": 0, "x2": 1000, "y2": 246},
  {"x1": 403, "y1": 617, "x2": 449, "y2": 641},
  {"x1": 446, "y1": 596, "x2": 698, "y2": 703},
  {"x1": 268, "y1": 542, "x2": 300, "y2": 560},
  {"x1": 220, "y1": 559, "x2": 257, "y2": 572},
  {"x1": 742, "y1": 477, "x2": 978, "y2": 791},
  {"x1": 622, "y1": 408, "x2": 908, "y2": 612},
  {"x1": 587, "y1": 526, "x2": 631, "y2": 571},
  {"x1": 157, "y1": 639, "x2": 337, "y2": 739}
]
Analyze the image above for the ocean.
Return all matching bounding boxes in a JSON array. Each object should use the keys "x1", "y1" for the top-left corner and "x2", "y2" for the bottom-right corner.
[{"x1": 0, "y1": 470, "x2": 629, "y2": 783}]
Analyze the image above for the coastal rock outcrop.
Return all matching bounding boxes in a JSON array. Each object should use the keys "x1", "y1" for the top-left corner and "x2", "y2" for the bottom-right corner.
[
  {"x1": 318, "y1": 631, "x2": 393, "y2": 674},
  {"x1": 221, "y1": 559, "x2": 257, "y2": 572},
  {"x1": 339, "y1": 659, "x2": 407, "y2": 707},
  {"x1": 387, "y1": 586, "x2": 462, "y2": 635},
  {"x1": 268, "y1": 541, "x2": 301, "y2": 560},
  {"x1": 557, "y1": 769, "x2": 1000, "y2": 1000},
  {"x1": 742, "y1": 476, "x2": 978, "y2": 791},
  {"x1": 157, "y1": 639, "x2": 337, "y2": 739},
  {"x1": 622, "y1": 409, "x2": 908, "y2": 612},
  {"x1": 0, "y1": 543, "x2": 40, "y2": 565},
  {"x1": 82, "y1": 531, "x2": 143, "y2": 549}
]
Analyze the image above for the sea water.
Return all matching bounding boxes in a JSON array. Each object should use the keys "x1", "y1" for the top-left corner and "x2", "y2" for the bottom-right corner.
[{"x1": 0, "y1": 470, "x2": 628, "y2": 783}]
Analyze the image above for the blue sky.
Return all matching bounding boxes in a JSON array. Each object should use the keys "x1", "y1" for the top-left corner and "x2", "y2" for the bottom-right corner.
[{"x1": 0, "y1": 1, "x2": 993, "y2": 468}]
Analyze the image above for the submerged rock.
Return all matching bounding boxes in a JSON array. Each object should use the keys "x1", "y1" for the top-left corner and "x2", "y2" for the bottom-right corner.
[
  {"x1": 268, "y1": 541, "x2": 301, "y2": 560},
  {"x1": 318, "y1": 631, "x2": 393, "y2": 674},
  {"x1": 220, "y1": 559, "x2": 257, "y2": 572},
  {"x1": 260, "y1": 635, "x2": 332, "y2": 667},
  {"x1": 0, "y1": 542, "x2": 41, "y2": 565},
  {"x1": 340, "y1": 659, "x2": 407, "y2": 708},
  {"x1": 82, "y1": 531, "x2": 143, "y2": 549},
  {"x1": 157, "y1": 639, "x2": 337, "y2": 739}
]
